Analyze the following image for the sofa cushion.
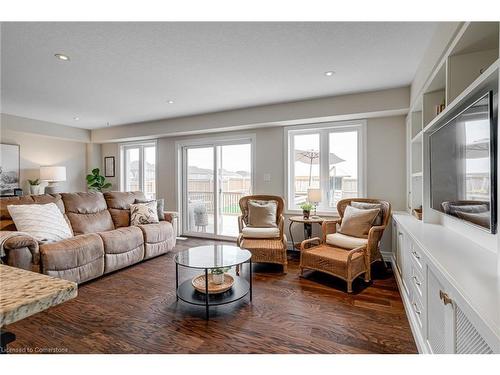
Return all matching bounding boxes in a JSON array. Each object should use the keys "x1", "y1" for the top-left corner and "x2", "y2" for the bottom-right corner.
[
  {"x1": 339, "y1": 205, "x2": 380, "y2": 238},
  {"x1": 66, "y1": 211, "x2": 115, "y2": 236},
  {"x1": 98, "y1": 227, "x2": 144, "y2": 273},
  {"x1": 241, "y1": 226, "x2": 280, "y2": 239},
  {"x1": 247, "y1": 200, "x2": 277, "y2": 228},
  {"x1": 62, "y1": 192, "x2": 114, "y2": 235},
  {"x1": 40, "y1": 233, "x2": 105, "y2": 283},
  {"x1": 7, "y1": 203, "x2": 73, "y2": 243},
  {"x1": 139, "y1": 221, "x2": 175, "y2": 259},
  {"x1": 103, "y1": 191, "x2": 146, "y2": 228},
  {"x1": 139, "y1": 221, "x2": 169, "y2": 244},
  {"x1": 135, "y1": 198, "x2": 165, "y2": 221},
  {"x1": 326, "y1": 233, "x2": 368, "y2": 249},
  {"x1": 130, "y1": 202, "x2": 159, "y2": 225},
  {"x1": 1, "y1": 194, "x2": 64, "y2": 231}
]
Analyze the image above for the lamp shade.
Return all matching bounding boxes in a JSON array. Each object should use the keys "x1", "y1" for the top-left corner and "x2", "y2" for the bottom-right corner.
[
  {"x1": 40, "y1": 166, "x2": 66, "y2": 182},
  {"x1": 307, "y1": 188, "x2": 321, "y2": 203}
]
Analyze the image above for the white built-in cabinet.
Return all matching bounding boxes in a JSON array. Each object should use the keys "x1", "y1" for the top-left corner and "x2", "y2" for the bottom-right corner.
[
  {"x1": 396, "y1": 21, "x2": 500, "y2": 354},
  {"x1": 392, "y1": 214, "x2": 498, "y2": 353}
]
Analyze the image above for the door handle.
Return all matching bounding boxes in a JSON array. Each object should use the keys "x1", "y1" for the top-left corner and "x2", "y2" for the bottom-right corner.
[
  {"x1": 412, "y1": 276, "x2": 421, "y2": 286},
  {"x1": 439, "y1": 290, "x2": 453, "y2": 306},
  {"x1": 412, "y1": 302, "x2": 421, "y2": 315}
]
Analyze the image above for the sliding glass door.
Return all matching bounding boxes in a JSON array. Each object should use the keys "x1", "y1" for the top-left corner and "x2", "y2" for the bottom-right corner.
[{"x1": 182, "y1": 139, "x2": 253, "y2": 239}]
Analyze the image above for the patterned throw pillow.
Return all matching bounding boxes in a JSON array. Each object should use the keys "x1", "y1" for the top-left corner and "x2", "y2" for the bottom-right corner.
[
  {"x1": 130, "y1": 201, "x2": 159, "y2": 226},
  {"x1": 134, "y1": 198, "x2": 165, "y2": 221},
  {"x1": 7, "y1": 202, "x2": 73, "y2": 243}
]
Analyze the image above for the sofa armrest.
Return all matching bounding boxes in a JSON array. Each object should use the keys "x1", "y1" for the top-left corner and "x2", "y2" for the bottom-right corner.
[
  {"x1": 163, "y1": 211, "x2": 178, "y2": 223},
  {"x1": 1, "y1": 233, "x2": 40, "y2": 268}
]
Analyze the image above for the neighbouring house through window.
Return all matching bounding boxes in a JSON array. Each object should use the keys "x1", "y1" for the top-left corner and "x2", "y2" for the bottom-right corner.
[{"x1": 121, "y1": 141, "x2": 157, "y2": 199}]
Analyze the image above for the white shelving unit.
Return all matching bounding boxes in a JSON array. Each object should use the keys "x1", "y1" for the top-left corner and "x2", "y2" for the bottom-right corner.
[{"x1": 398, "y1": 22, "x2": 500, "y2": 354}]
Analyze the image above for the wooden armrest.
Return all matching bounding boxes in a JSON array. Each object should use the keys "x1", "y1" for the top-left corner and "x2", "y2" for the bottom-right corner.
[
  {"x1": 238, "y1": 215, "x2": 245, "y2": 233},
  {"x1": 346, "y1": 245, "x2": 367, "y2": 263},
  {"x1": 321, "y1": 219, "x2": 341, "y2": 242},
  {"x1": 367, "y1": 225, "x2": 386, "y2": 247},
  {"x1": 278, "y1": 215, "x2": 285, "y2": 238},
  {"x1": 300, "y1": 237, "x2": 322, "y2": 251}
]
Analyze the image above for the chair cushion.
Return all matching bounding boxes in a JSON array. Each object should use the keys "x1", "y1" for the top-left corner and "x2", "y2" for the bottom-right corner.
[
  {"x1": 351, "y1": 201, "x2": 383, "y2": 226},
  {"x1": 247, "y1": 200, "x2": 277, "y2": 227},
  {"x1": 326, "y1": 233, "x2": 368, "y2": 249},
  {"x1": 339, "y1": 205, "x2": 380, "y2": 238},
  {"x1": 241, "y1": 226, "x2": 280, "y2": 238}
]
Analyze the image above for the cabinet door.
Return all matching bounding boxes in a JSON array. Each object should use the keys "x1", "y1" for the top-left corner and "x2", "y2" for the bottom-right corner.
[{"x1": 426, "y1": 266, "x2": 454, "y2": 353}]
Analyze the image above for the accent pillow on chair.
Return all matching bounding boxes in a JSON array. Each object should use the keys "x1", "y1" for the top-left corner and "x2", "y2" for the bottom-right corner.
[
  {"x1": 350, "y1": 201, "x2": 383, "y2": 226},
  {"x1": 130, "y1": 201, "x2": 159, "y2": 225},
  {"x1": 338, "y1": 205, "x2": 380, "y2": 238},
  {"x1": 7, "y1": 202, "x2": 73, "y2": 243},
  {"x1": 247, "y1": 200, "x2": 277, "y2": 227}
]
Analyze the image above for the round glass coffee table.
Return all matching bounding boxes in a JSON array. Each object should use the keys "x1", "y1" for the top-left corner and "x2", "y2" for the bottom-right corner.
[{"x1": 174, "y1": 245, "x2": 252, "y2": 320}]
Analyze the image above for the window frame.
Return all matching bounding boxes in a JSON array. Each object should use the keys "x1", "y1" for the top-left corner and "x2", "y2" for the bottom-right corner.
[
  {"x1": 284, "y1": 120, "x2": 367, "y2": 215},
  {"x1": 120, "y1": 140, "x2": 158, "y2": 198}
]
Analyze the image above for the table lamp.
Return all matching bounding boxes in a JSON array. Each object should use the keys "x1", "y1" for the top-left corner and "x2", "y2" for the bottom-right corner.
[
  {"x1": 307, "y1": 188, "x2": 321, "y2": 216},
  {"x1": 40, "y1": 166, "x2": 66, "y2": 194}
]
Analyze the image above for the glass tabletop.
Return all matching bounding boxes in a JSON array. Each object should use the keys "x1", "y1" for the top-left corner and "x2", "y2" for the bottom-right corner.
[{"x1": 174, "y1": 245, "x2": 251, "y2": 269}]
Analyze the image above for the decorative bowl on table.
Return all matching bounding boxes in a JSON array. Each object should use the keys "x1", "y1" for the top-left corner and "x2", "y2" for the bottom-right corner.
[{"x1": 192, "y1": 273, "x2": 235, "y2": 294}]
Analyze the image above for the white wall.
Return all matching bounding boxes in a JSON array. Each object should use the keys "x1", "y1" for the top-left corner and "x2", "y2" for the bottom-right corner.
[
  {"x1": 92, "y1": 87, "x2": 409, "y2": 143},
  {"x1": 1, "y1": 128, "x2": 87, "y2": 194},
  {"x1": 102, "y1": 115, "x2": 406, "y2": 251}
]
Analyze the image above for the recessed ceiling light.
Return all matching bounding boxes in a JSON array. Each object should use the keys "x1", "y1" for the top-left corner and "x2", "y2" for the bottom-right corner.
[
  {"x1": 167, "y1": 100, "x2": 174, "y2": 104},
  {"x1": 73, "y1": 116, "x2": 80, "y2": 121},
  {"x1": 55, "y1": 53, "x2": 70, "y2": 61},
  {"x1": 324, "y1": 71, "x2": 335, "y2": 77}
]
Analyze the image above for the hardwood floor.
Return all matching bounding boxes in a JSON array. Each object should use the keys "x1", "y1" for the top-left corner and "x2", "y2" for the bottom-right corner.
[{"x1": 6, "y1": 238, "x2": 417, "y2": 354}]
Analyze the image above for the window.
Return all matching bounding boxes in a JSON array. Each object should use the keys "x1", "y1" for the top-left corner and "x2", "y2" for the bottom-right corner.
[
  {"x1": 121, "y1": 141, "x2": 157, "y2": 199},
  {"x1": 286, "y1": 121, "x2": 365, "y2": 213}
]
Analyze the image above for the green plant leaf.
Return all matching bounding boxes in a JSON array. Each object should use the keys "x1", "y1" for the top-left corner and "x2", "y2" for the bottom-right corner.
[
  {"x1": 91, "y1": 168, "x2": 100, "y2": 175},
  {"x1": 102, "y1": 183, "x2": 112, "y2": 189}
]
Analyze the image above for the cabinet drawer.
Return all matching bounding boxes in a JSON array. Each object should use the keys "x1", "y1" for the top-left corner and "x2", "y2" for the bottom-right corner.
[
  {"x1": 410, "y1": 241, "x2": 424, "y2": 270},
  {"x1": 410, "y1": 264, "x2": 424, "y2": 303}
]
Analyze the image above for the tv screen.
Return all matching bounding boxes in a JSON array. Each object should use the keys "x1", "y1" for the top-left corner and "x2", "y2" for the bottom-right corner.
[{"x1": 429, "y1": 91, "x2": 497, "y2": 233}]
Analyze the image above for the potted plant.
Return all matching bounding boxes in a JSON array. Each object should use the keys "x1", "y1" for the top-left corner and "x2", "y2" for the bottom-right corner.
[
  {"x1": 28, "y1": 179, "x2": 43, "y2": 195},
  {"x1": 210, "y1": 267, "x2": 230, "y2": 285},
  {"x1": 86, "y1": 168, "x2": 112, "y2": 192},
  {"x1": 300, "y1": 202, "x2": 313, "y2": 219}
]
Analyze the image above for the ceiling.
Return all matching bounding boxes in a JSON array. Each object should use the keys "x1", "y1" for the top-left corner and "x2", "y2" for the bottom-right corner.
[{"x1": 1, "y1": 22, "x2": 438, "y2": 130}]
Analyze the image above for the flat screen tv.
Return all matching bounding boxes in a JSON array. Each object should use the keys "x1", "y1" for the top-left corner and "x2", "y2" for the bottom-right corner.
[{"x1": 429, "y1": 90, "x2": 497, "y2": 233}]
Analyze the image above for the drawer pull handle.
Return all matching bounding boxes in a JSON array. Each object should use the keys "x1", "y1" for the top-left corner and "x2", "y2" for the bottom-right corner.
[
  {"x1": 412, "y1": 276, "x2": 421, "y2": 286},
  {"x1": 439, "y1": 290, "x2": 453, "y2": 306},
  {"x1": 412, "y1": 302, "x2": 421, "y2": 315},
  {"x1": 411, "y1": 250, "x2": 421, "y2": 260}
]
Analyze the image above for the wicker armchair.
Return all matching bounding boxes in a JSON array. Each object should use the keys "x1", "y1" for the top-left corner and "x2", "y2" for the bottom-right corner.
[
  {"x1": 237, "y1": 195, "x2": 288, "y2": 273},
  {"x1": 300, "y1": 198, "x2": 391, "y2": 292}
]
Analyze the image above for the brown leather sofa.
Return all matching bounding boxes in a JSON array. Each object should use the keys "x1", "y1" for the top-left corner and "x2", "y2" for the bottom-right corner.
[{"x1": 0, "y1": 191, "x2": 176, "y2": 283}]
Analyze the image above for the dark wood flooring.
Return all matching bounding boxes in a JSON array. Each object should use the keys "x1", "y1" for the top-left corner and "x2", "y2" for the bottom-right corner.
[{"x1": 6, "y1": 238, "x2": 417, "y2": 354}]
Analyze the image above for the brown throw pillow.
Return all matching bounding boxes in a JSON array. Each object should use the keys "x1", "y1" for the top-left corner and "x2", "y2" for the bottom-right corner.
[
  {"x1": 339, "y1": 205, "x2": 380, "y2": 238},
  {"x1": 247, "y1": 200, "x2": 277, "y2": 228},
  {"x1": 351, "y1": 201, "x2": 383, "y2": 226}
]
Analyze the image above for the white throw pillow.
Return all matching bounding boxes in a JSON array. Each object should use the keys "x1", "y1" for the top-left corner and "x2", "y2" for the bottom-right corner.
[
  {"x1": 7, "y1": 203, "x2": 73, "y2": 243},
  {"x1": 130, "y1": 201, "x2": 159, "y2": 226}
]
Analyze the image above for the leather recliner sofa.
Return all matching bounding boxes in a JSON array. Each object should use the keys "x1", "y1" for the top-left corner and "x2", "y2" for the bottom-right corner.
[{"x1": 0, "y1": 191, "x2": 176, "y2": 283}]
